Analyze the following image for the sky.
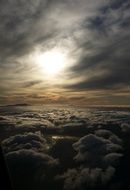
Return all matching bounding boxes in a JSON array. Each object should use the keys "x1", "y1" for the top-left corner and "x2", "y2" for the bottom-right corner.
[{"x1": 0, "y1": 0, "x2": 130, "y2": 106}]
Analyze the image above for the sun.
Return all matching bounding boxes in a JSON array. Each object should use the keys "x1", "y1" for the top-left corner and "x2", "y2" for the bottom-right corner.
[{"x1": 37, "y1": 50, "x2": 66, "y2": 76}]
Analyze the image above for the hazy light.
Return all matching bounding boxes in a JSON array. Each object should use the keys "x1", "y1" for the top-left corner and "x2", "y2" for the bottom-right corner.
[{"x1": 37, "y1": 50, "x2": 66, "y2": 76}]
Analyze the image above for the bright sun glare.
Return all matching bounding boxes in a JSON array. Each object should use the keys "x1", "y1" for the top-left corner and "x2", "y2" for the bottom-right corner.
[{"x1": 38, "y1": 50, "x2": 66, "y2": 76}]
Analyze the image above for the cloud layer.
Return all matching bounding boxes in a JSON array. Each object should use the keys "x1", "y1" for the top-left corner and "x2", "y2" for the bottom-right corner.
[{"x1": 1, "y1": 105, "x2": 130, "y2": 189}]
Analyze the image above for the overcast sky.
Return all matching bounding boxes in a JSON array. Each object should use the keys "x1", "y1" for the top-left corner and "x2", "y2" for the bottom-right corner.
[{"x1": 0, "y1": 0, "x2": 130, "y2": 106}]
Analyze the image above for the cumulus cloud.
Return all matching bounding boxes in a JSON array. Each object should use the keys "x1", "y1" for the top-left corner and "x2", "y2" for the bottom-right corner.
[
  {"x1": 103, "y1": 153, "x2": 123, "y2": 165},
  {"x1": 0, "y1": 105, "x2": 130, "y2": 189},
  {"x1": 59, "y1": 132, "x2": 123, "y2": 189},
  {"x1": 95, "y1": 129, "x2": 122, "y2": 145},
  {"x1": 120, "y1": 123, "x2": 130, "y2": 132},
  {"x1": 2, "y1": 131, "x2": 59, "y2": 190},
  {"x1": 2, "y1": 132, "x2": 48, "y2": 153},
  {"x1": 73, "y1": 134, "x2": 122, "y2": 166},
  {"x1": 6, "y1": 149, "x2": 58, "y2": 171},
  {"x1": 61, "y1": 166, "x2": 115, "y2": 190},
  {"x1": 6, "y1": 149, "x2": 58, "y2": 190},
  {"x1": 0, "y1": 119, "x2": 15, "y2": 133}
]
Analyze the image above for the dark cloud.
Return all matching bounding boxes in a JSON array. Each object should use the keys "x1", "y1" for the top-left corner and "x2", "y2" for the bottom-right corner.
[
  {"x1": 120, "y1": 123, "x2": 130, "y2": 132},
  {"x1": 66, "y1": 34, "x2": 130, "y2": 90},
  {"x1": 104, "y1": 153, "x2": 122, "y2": 165},
  {"x1": 73, "y1": 134, "x2": 122, "y2": 166},
  {"x1": 2, "y1": 130, "x2": 59, "y2": 190},
  {"x1": 60, "y1": 122, "x2": 88, "y2": 137},
  {"x1": 2, "y1": 133, "x2": 48, "y2": 153},
  {"x1": 0, "y1": 0, "x2": 50, "y2": 59},
  {"x1": 65, "y1": 0, "x2": 130, "y2": 91},
  {"x1": 59, "y1": 132, "x2": 123, "y2": 189},
  {"x1": 95, "y1": 129, "x2": 122, "y2": 145},
  {"x1": 0, "y1": 0, "x2": 104, "y2": 59},
  {"x1": 6, "y1": 149, "x2": 58, "y2": 190},
  {"x1": 1, "y1": 105, "x2": 130, "y2": 189},
  {"x1": 22, "y1": 80, "x2": 43, "y2": 88},
  {"x1": 60, "y1": 166, "x2": 115, "y2": 190}
]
